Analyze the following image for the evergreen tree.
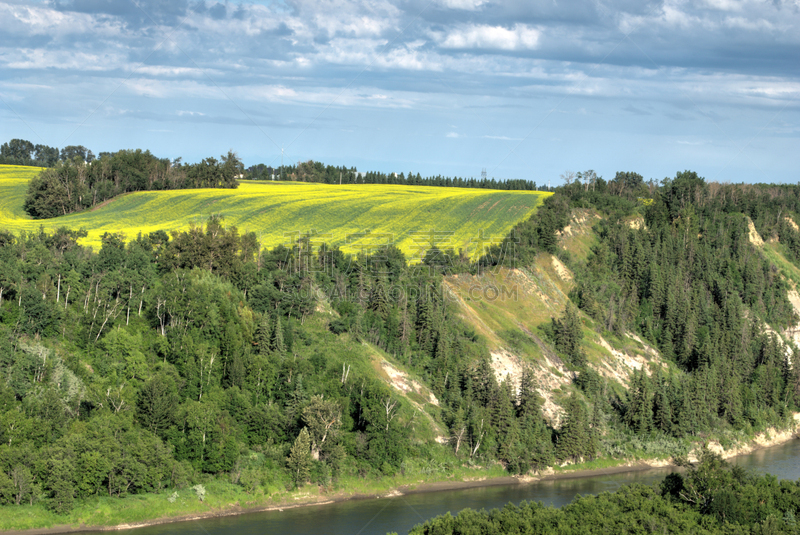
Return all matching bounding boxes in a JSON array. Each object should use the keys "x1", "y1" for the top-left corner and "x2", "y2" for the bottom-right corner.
[
  {"x1": 368, "y1": 279, "x2": 390, "y2": 319},
  {"x1": 517, "y1": 368, "x2": 540, "y2": 419},
  {"x1": 553, "y1": 303, "x2": 585, "y2": 367},
  {"x1": 625, "y1": 368, "x2": 653, "y2": 434},
  {"x1": 557, "y1": 393, "x2": 590, "y2": 463},
  {"x1": 257, "y1": 315, "x2": 272, "y2": 355},
  {"x1": 272, "y1": 315, "x2": 286, "y2": 354},
  {"x1": 652, "y1": 370, "x2": 673, "y2": 434},
  {"x1": 287, "y1": 427, "x2": 313, "y2": 487}
]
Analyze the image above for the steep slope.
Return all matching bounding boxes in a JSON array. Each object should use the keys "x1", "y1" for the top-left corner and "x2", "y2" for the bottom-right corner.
[
  {"x1": 748, "y1": 221, "x2": 800, "y2": 350},
  {"x1": 444, "y1": 210, "x2": 666, "y2": 426}
]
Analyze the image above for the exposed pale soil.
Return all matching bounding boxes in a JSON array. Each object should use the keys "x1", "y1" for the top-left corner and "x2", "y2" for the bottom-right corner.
[
  {"x1": 627, "y1": 216, "x2": 645, "y2": 230},
  {"x1": 551, "y1": 256, "x2": 573, "y2": 283},
  {"x1": 748, "y1": 218, "x2": 764, "y2": 246}
]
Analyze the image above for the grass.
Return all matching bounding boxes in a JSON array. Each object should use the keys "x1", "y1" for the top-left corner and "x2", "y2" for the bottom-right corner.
[
  {"x1": 0, "y1": 461, "x2": 509, "y2": 532},
  {"x1": 444, "y1": 256, "x2": 572, "y2": 354},
  {"x1": 0, "y1": 165, "x2": 550, "y2": 259},
  {"x1": 762, "y1": 240, "x2": 800, "y2": 288}
]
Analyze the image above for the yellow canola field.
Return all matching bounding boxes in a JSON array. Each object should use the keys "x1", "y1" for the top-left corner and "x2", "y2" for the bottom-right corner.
[{"x1": 0, "y1": 165, "x2": 550, "y2": 261}]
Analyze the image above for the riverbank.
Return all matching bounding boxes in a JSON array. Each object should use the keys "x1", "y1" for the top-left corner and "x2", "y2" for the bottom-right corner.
[
  {"x1": 530, "y1": 421, "x2": 800, "y2": 482},
  {"x1": 3, "y1": 424, "x2": 798, "y2": 535}
]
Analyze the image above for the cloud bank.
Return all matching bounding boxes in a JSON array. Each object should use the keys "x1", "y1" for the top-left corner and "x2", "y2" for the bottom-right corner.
[{"x1": 0, "y1": 0, "x2": 797, "y2": 182}]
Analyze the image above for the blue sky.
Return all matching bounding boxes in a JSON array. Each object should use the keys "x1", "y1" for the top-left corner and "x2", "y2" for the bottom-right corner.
[{"x1": 1, "y1": 0, "x2": 798, "y2": 184}]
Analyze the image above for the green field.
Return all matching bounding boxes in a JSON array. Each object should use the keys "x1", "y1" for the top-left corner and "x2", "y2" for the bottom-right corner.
[{"x1": 0, "y1": 165, "x2": 549, "y2": 259}]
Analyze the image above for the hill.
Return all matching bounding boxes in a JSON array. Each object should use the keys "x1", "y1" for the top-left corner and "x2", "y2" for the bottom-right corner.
[
  {"x1": 0, "y1": 165, "x2": 548, "y2": 257},
  {"x1": 5, "y1": 168, "x2": 800, "y2": 532}
]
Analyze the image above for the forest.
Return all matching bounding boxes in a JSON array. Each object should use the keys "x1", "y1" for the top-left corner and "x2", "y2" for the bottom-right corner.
[{"x1": 2, "y1": 168, "x2": 800, "y2": 522}]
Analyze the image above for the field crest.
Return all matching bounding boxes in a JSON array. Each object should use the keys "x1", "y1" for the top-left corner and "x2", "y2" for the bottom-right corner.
[{"x1": 0, "y1": 165, "x2": 550, "y2": 258}]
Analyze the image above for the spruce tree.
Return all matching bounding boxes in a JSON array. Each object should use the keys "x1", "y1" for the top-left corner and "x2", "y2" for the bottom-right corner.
[
  {"x1": 520, "y1": 410, "x2": 553, "y2": 471},
  {"x1": 625, "y1": 368, "x2": 653, "y2": 434},
  {"x1": 517, "y1": 368, "x2": 540, "y2": 419},
  {"x1": 257, "y1": 315, "x2": 272, "y2": 355},
  {"x1": 587, "y1": 401, "x2": 601, "y2": 459},
  {"x1": 554, "y1": 303, "x2": 585, "y2": 367},
  {"x1": 368, "y1": 279, "x2": 390, "y2": 319},
  {"x1": 652, "y1": 370, "x2": 673, "y2": 434},
  {"x1": 557, "y1": 393, "x2": 589, "y2": 463},
  {"x1": 272, "y1": 315, "x2": 286, "y2": 354}
]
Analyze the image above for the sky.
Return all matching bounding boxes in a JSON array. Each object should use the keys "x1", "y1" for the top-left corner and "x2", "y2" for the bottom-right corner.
[{"x1": 0, "y1": 0, "x2": 798, "y2": 184}]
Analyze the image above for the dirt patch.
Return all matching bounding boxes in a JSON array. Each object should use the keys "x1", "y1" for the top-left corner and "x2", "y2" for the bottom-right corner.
[
  {"x1": 312, "y1": 284, "x2": 338, "y2": 315},
  {"x1": 627, "y1": 216, "x2": 645, "y2": 230},
  {"x1": 786, "y1": 217, "x2": 800, "y2": 231},
  {"x1": 488, "y1": 347, "x2": 570, "y2": 428},
  {"x1": 551, "y1": 256, "x2": 573, "y2": 283},
  {"x1": 779, "y1": 289, "x2": 800, "y2": 357},
  {"x1": 591, "y1": 335, "x2": 661, "y2": 386},
  {"x1": 748, "y1": 218, "x2": 764, "y2": 246},
  {"x1": 625, "y1": 331, "x2": 661, "y2": 359},
  {"x1": 490, "y1": 350, "x2": 524, "y2": 393},
  {"x1": 380, "y1": 359, "x2": 439, "y2": 406},
  {"x1": 556, "y1": 211, "x2": 595, "y2": 239},
  {"x1": 556, "y1": 209, "x2": 602, "y2": 253}
]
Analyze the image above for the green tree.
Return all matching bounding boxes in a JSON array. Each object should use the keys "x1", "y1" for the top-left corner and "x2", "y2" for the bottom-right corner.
[
  {"x1": 287, "y1": 427, "x2": 312, "y2": 487},
  {"x1": 557, "y1": 393, "x2": 590, "y2": 463},
  {"x1": 553, "y1": 303, "x2": 585, "y2": 367},
  {"x1": 136, "y1": 374, "x2": 178, "y2": 436},
  {"x1": 625, "y1": 368, "x2": 653, "y2": 434},
  {"x1": 256, "y1": 315, "x2": 272, "y2": 355},
  {"x1": 302, "y1": 395, "x2": 342, "y2": 460},
  {"x1": 272, "y1": 315, "x2": 286, "y2": 354},
  {"x1": 47, "y1": 457, "x2": 75, "y2": 514}
]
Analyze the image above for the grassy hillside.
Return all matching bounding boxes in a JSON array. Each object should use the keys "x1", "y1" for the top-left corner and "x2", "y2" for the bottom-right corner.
[
  {"x1": 444, "y1": 210, "x2": 667, "y2": 427},
  {"x1": 0, "y1": 165, "x2": 549, "y2": 257}
]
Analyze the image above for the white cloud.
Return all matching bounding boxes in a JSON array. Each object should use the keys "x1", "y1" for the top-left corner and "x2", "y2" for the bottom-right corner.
[
  {"x1": 439, "y1": 24, "x2": 540, "y2": 51},
  {"x1": 437, "y1": 0, "x2": 487, "y2": 10},
  {"x1": 446, "y1": 132, "x2": 460, "y2": 137},
  {"x1": 2, "y1": 48, "x2": 125, "y2": 70},
  {"x1": 0, "y1": 2, "x2": 127, "y2": 38},
  {"x1": 483, "y1": 135, "x2": 522, "y2": 141},
  {"x1": 723, "y1": 16, "x2": 774, "y2": 31},
  {"x1": 704, "y1": 0, "x2": 743, "y2": 11}
]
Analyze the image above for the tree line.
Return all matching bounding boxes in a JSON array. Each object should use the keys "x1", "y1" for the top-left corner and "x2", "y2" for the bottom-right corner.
[
  {"x1": 0, "y1": 139, "x2": 78, "y2": 168},
  {"x1": 248, "y1": 160, "x2": 546, "y2": 191},
  {"x1": 23, "y1": 149, "x2": 243, "y2": 219}
]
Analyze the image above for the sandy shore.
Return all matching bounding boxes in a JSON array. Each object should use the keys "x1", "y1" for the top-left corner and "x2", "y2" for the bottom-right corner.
[{"x1": 4, "y1": 428, "x2": 797, "y2": 535}]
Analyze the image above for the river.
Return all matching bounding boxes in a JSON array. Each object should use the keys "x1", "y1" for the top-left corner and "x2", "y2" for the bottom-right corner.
[{"x1": 89, "y1": 439, "x2": 800, "y2": 535}]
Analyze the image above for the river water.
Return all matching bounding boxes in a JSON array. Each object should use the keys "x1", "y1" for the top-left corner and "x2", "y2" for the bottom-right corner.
[{"x1": 97, "y1": 439, "x2": 800, "y2": 535}]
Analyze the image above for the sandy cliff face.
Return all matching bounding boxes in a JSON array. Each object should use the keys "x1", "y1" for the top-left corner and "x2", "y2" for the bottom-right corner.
[{"x1": 444, "y1": 210, "x2": 666, "y2": 428}]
